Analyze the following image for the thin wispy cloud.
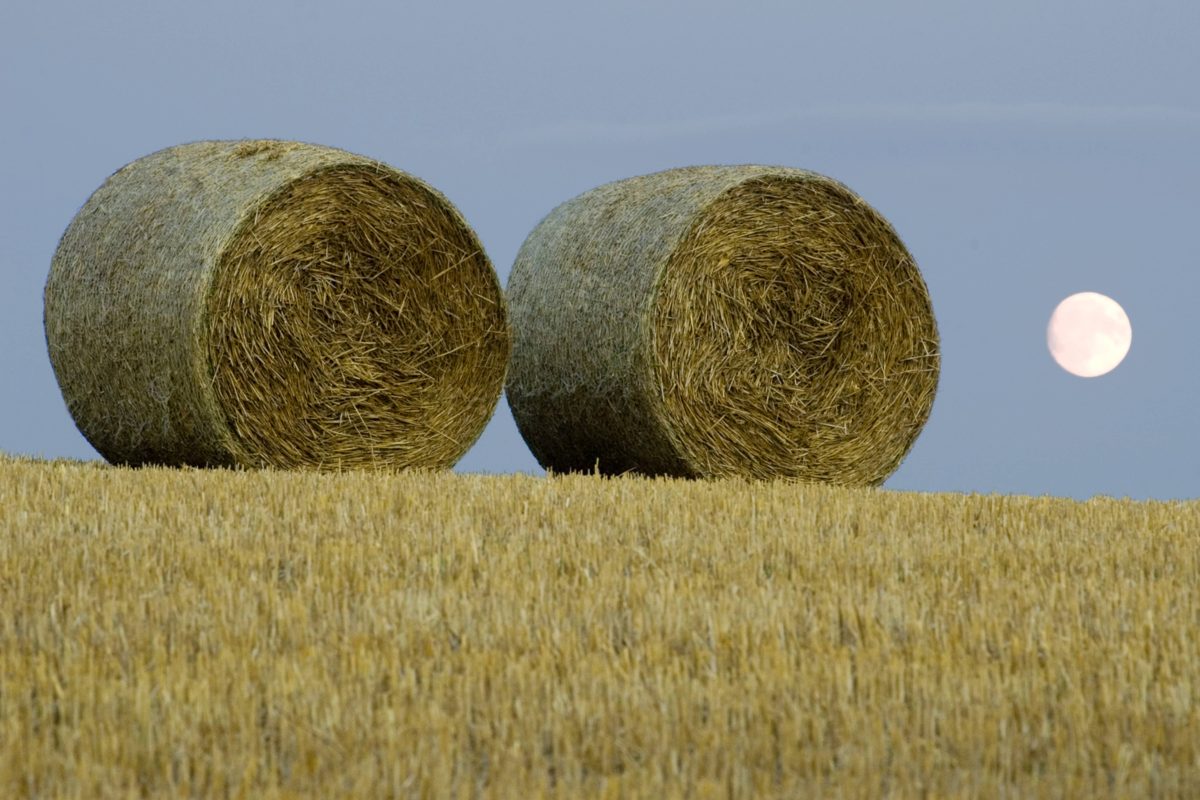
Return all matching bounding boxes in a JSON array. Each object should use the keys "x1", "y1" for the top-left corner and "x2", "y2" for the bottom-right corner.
[{"x1": 502, "y1": 102, "x2": 1200, "y2": 147}]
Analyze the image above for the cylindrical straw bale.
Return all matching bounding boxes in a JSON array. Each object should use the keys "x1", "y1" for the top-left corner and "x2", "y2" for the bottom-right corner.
[
  {"x1": 45, "y1": 140, "x2": 509, "y2": 470},
  {"x1": 506, "y1": 166, "x2": 939, "y2": 484}
]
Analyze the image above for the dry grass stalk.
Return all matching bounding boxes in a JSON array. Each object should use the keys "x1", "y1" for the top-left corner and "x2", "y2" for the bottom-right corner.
[
  {"x1": 507, "y1": 166, "x2": 939, "y2": 483},
  {"x1": 2, "y1": 455, "x2": 1198, "y2": 797},
  {"x1": 44, "y1": 140, "x2": 509, "y2": 469}
]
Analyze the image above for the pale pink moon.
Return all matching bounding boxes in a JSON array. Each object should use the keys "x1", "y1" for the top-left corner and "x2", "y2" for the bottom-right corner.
[{"x1": 1047, "y1": 292, "x2": 1132, "y2": 377}]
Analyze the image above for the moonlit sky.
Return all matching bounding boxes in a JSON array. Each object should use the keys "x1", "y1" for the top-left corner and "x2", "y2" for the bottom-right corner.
[{"x1": 3, "y1": 1, "x2": 1198, "y2": 500}]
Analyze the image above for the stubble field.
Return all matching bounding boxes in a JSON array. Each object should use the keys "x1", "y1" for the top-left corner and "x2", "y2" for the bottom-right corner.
[{"x1": 1, "y1": 455, "x2": 1197, "y2": 797}]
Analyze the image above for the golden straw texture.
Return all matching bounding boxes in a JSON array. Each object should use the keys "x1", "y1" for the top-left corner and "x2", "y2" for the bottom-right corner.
[
  {"x1": 45, "y1": 140, "x2": 509, "y2": 469},
  {"x1": 507, "y1": 166, "x2": 939, "y2": 483}
]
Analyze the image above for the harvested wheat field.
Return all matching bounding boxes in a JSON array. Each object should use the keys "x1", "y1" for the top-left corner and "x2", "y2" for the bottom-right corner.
[{"x1": 1, "y1": 456, "x2": 1198, "y2": 797}]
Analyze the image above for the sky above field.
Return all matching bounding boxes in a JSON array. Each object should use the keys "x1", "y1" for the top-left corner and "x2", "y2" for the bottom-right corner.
[{"x1": 3, "y1": 0, "x2": 1198, "y2": 500}]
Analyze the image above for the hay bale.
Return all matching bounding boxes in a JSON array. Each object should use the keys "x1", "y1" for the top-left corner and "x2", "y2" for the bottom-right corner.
[
  {"x1": 45, "y1": 139, "x2": 509, "y2": 470},
  {"x1": 506, "y1": 165, "x2": 939, "y2": 484}
]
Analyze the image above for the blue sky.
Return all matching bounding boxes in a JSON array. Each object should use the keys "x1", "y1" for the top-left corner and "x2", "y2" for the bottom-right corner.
[{"x1": 3, "y1": 1, "x2": 1198, "y2": 499}]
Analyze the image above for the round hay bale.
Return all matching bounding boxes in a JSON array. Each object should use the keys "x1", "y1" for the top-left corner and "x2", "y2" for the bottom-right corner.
[
  {"x1": 45, "y1": 139, "x2": 509, "y2": 470},
  {"x1": 506, "y1": 165, "x2": 939, "y2": 484}
]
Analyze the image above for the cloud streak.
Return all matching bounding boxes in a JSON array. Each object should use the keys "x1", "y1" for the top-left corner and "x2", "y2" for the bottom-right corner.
[{"x1": 502, "y1": 102, "x2": 1200, "y2": 147}]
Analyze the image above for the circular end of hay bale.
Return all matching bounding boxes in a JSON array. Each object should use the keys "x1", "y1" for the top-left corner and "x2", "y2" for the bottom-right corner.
[
  {"x1": 45, "y1": 140, "x2": 509, "y2": 470},
  {"x1": 506, "y1": 165, "x2": 939, "y2": 484},
  {"x1": 207, "y1": 164, "x2": 508, "y2": 470},
  {"x1": 651, "y1": 174, "x2": 938, "y2": 483}
]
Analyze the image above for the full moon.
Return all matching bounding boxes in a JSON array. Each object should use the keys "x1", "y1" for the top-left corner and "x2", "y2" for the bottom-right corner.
[{"x1": 1047, "y1": 292, "x2": 1132, "y2": 377}]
